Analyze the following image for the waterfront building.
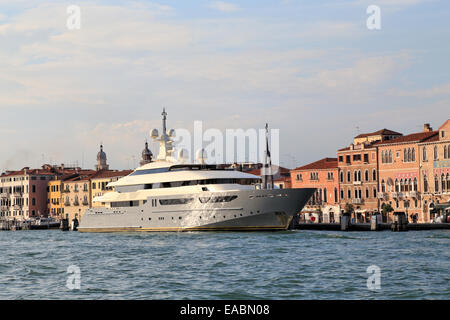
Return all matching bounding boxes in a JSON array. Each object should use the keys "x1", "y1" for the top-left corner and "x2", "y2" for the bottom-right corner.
[
  {"x1": 290, "y1": 158, "x2": 340, "y2": 222},
  {"x1": 62, "y1": 171, "x2": 96, "y2": 223},
  {"x1": 0, "y1": 166, "x2": 62, "y2": 221},
  {"x1": 337, "y1": 129, "x2": 402, "y2": 223},
  {"x1": 375, "y1": 124, "x2": 438, "y2": 222},
  {"x1": 90, "y1": 170, "x2": 132, "y2": 208},
  {"x1": 418, "y1": 120, "x2": 450, "y2": 221}
]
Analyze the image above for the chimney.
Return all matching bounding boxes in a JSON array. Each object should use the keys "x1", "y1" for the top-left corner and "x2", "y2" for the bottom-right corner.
[{"x1": 424, "y1": 123, "x2": 432, "y2": 132}]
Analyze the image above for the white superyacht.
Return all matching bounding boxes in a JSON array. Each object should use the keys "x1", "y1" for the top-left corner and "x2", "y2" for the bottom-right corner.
[{"x1": 78, "y1": 110, "x2": 315, "y2": 232}]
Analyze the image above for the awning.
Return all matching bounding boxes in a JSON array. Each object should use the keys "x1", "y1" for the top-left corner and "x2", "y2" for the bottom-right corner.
[{"x1": 434, "y1": 202, "x2": 450, "y2": 210}]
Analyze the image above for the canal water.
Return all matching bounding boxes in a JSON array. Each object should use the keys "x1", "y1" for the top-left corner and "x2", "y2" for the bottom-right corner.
[{"x1": 0, "y1": 230, "x2": 448, "y2": 299}]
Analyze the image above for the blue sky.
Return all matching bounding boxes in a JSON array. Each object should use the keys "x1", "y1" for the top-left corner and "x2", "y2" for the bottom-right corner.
[{"x1": 0, "y1": 0, "x2": 449, "y2": 170}]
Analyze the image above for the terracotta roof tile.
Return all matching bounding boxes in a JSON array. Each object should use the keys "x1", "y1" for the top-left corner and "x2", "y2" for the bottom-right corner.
[
  {"x1": 354, "y1": 128, "x2": 402, "y2": 139},
  {"x1": 293, "y1": 158, "x2": 338, "y2": 171},
  {"x1": 374, "y1": 131, "x2": 438, "y2": 146}
]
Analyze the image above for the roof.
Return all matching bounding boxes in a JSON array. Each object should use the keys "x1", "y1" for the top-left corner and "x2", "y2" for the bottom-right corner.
[
  {"x1": 246, "y1": 165, "x2": 290, "y2": 177},
  {"x1": 64, "y1": 171, "x2": 97, "y2": 182},
  {"x1": 438, "y1": 119, "x2": 450, "y2": 130},
  {"x1": 374, "y1": 131, "x2": 438, "y2": 146},
  {"x1": 90, "y1": 170, "x2": 133, "y2": 180},
  {"x1": 293, "y1": 158, "x2": 338, "y2": 171},
  {"x1": 1, "y1": 168, "x2": 56, "y2": 177},
  {"x1": 354, "y1": 128, "x2": 402, "y2": 139}
]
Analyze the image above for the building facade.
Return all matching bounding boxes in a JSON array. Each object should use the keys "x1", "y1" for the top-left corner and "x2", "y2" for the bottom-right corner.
[
  {"x1": 290, "y1": 158, "x2": 340, "y2": 222},
  {"x1": 418, "y1": 120, "x2": 450, "y2": 221},
  {"x1": 375, "y1": 125, "x2": 438, "y2": 222},
  {"x1": 62, "y1": 171, "x2": 96, "y2": 223},
  {"x1": 337, "y1": 129, "x2": 402, "y2": 222},
  {"x1": 0, "y1": 167, "x2": 59, "y2": 220}
]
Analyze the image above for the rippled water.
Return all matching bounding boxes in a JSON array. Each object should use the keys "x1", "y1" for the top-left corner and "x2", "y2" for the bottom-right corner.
[{"x1": 0, "y1": 230, "x2": 448, "y2": 299}]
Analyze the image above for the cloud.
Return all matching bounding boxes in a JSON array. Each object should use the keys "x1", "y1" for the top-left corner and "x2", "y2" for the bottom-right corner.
[
  {"x1": 209, "y1": 1, "x2": 241, "y2": 12},
  {"x1": 389, "y1": 83, "x2": 450, "y2": 98}
]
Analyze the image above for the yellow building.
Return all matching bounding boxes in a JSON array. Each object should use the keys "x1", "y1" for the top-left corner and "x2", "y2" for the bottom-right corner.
[
  {"x1": 90, "y1": 170, "x2": 132, "y2": 207},
  {"x1": 48, "y1": 178, "x2": 64, "y2": 220},
  {"x1": 62, "y1": 171, "x2": 96, "y2": 223}
]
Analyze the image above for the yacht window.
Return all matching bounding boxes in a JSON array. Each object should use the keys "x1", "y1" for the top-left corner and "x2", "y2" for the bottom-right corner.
[
  {"x1": 159, "y1": 198, "x2": 194, "y2": 205},
  {"x1": 199, "y1": 195, "x2": 237, "y2": 203},
  {"x1": 130, "y1": 168, "x2": 169, "y2": 176}
]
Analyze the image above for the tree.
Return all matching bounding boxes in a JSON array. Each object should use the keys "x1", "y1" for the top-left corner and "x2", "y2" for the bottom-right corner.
[{"x1": 381, "y1": 203, "x2": 394, "y2": 215}]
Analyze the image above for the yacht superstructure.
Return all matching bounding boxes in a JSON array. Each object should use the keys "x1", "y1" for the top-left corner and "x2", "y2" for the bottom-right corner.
[{"x1": 78, "y1": 110, "x2": 315, "y2": 232}]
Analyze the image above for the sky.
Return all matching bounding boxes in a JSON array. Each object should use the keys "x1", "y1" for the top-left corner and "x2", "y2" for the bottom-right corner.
[{"x1": 0, "y1": 0, "x2": 449, "y2": 171}]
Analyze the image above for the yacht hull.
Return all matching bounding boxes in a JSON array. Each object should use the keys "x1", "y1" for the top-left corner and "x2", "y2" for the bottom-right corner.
[{"x1": 78, "y1": 188, "x2": 315, "y2": 233}]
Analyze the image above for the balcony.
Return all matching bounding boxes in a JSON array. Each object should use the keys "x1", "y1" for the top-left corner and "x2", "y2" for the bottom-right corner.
[
  {"x1": 0, "y1": 193, "x2": 10, "y2": 198},
  {"x1": 392, "y1": 192, "x2": 405, "y2": 199},
  {"x1": 353, "y1": 181, "x2": 362, "y2": 185},
  {"x1": 352, "y1": 198, "x2": 363, "y2": 204},
  {"x1": 64, "y1": 202, "x2": 70, "y2": 206},
  {"x1": 377, "y1": 192, "x2": 387, "y2": 200},
  {"x1": 82, "y1": 200, "x2": 89, "y2": 206},
  {"x1": 407, "y1": 191, "x2": 418, "y2": 198}
]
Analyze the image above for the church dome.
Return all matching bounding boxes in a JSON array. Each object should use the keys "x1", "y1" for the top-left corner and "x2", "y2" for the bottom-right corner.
[
  {"x1": 142, "y1": 142, "x2": 153, "y2": 158},
  {"x1": 97, "y1": 145, "x2": 107, "y2": 161}
]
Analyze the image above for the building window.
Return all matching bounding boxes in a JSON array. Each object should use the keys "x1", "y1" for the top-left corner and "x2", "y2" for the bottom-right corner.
[
  {"x1": 347, "y1": 171, "x2": 351, "y2": 182},
  {"x1": 434, "y1": 146, "x2": 438, "y2": 160},
  {"x1": 435, "y1": 175, "x2": 439, "y2": 192},
  {"x1": 340, "y1": 171, "x2": 344, "y2": 183},
  {"x1": 423, "y1": 147, "x2": 427, "y2": 161},
  {"x1": 372, "y1": 169, "x2": 377, "y2": 181},
  {"x1": 334, "y1": 188, "x2": 338, "y2": 203},
  {"x1": 365, "y1": 170, "x2": 369, "y2": 181},
  {"x1": 424, "y1": 175, "x2": 428, "y2": 193}
]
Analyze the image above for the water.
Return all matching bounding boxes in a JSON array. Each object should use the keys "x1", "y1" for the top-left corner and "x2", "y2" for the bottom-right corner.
[{"x1": 0, "y1": 230, "x2": 448, "y2": 299}]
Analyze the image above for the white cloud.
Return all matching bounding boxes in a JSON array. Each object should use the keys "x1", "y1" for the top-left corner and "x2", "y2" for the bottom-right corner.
[{"x1": 209, "y1": 1, "x2": 241, "y2": 12}]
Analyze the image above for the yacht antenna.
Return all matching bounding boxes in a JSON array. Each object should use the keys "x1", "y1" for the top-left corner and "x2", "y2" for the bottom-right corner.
[{"x1": 263, "y1": 123, "x2": 274, "y2": 189}]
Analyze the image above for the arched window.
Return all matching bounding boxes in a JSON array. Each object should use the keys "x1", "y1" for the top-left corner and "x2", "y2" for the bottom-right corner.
[
  {"x1": 373, "y1": 188, "x2": 377, "y2": 198},
  {"x1": 354, "y1": 189, "x2": 358, "y2": 198},
  {"x1": 404, "y1": 149, "x2": 407, "y2": 162},
  {"x1": 323, "y1": 188, "x2": 327, "y2": 203},
  {"x1": 354, "y1": 170, "x2": 358, "y2": 181},
  {"x1": 423, "y1": 147, "x2": 427, "y2": 161},
  {"x1": 408, "y1": 148, "x2": 412, "y2": 162},
  {"x1": 365, "y1": 188, "x2": 369, "y2": 198},
  {"x1": 381, "y1": 179, "x2": 385, "y2": 192},
  {"x1": 365, "y1": 170, "x2": 369, "y2": 181},
  {"x1": 334, "y1": 188, "x2": 338, "y2": 203},
  {"x1": 434, "y1": 146, "x2": 438, "y2": 160},
  {"x1": 340, "y1": 189, "x2": 344, "y2": 199},
  {"x1": 435, "y1": 175, "x2": 439, "y2": 192},
  {"x1": 444, "y1": 145, "x2": 448, "y2": 159},
  {"x1": 395, "y1": 179, "x2": 399, "y2": 192},
  {"x1": 442, "y1": 174, "x2": 446, "y2": 192},
  {"x1": 413, "y1": 177, "x2": 417, "y2": 192},
  {"x1": 373, "y1": 169, "x2": 377, "y2": 181},
  {"x1": 412, "y1": 148, "x2": 415, "y2": 162},
  {"x1": 424, "y1": 175, "x2": 428, "y2": 193},
  {"x1": 347, "y1": 189, "x2": 351, "y2": 199},
  {"x1": 389, "y1": 150, "x2": 392, "y2": 163},
  {"x1": 446, "y1": 173, "x2": 450, "y2": 191},
  {"x1": 408, "y1": 178, "x2": 412, "y2": 192},
  {"x1": 340, "y1": 171, "x2": 344, "y2": 182},
  {"x1": 347, "y1": 171, "x2": 351, "y2": 182}
]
